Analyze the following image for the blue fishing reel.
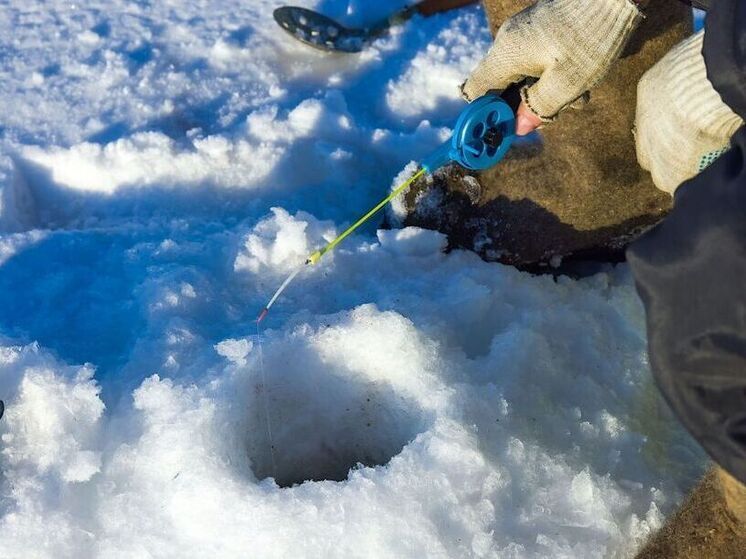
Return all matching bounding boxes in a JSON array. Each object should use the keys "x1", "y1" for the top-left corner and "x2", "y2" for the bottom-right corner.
[{"x1": 421, "y1": 93, "x2": 516, "y2": 173}]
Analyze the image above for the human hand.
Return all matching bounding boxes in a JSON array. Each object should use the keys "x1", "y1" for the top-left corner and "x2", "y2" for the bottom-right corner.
[
  {"x1": 635, "y1": 31, "x2": 744, "y2": 194},
  {"x1": 462, "y1": 0, "x2": 643, "y2": 135}
]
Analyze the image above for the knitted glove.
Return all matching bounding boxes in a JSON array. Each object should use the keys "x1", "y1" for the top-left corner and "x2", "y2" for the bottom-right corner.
[
  {"x1": 635, "y1": 30, "x2": 744, "y2": 194},
  {"x1": 461, "y1": 0, "x2": 643, "y2": 121}
]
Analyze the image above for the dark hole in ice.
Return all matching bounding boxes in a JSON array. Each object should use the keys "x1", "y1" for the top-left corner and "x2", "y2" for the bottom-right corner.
[{"x1": 244, "y1": 354, "x2": 427, "y2": 488}]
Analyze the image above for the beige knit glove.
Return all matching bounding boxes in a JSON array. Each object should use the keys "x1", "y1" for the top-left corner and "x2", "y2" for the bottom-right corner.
[
  {"x1": 635, "y1": 31, "x2": 744, "y2": 194},
  {"x1": 461, "y1": 0, "x2": 643, "y2": 120}
]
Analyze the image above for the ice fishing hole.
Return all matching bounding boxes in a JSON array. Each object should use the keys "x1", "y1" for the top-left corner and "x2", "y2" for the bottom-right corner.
[{"x1": 244, "y1": 351, "x2": 428, "y2": 488}]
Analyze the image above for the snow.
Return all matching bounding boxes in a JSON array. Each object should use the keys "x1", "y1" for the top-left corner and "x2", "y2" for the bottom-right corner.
[
  {"x1": 214, "y1": 338, "x2": 254, "y2": 366},
  {"x1": 0, "y1": 0, "x2": 706, "y2": 558},
  {"x1": 377, "y1": 226, "x2": 448, "y2": 256},
  {"x1": 235, "y1": 207, "x2": 337, "y2": 274}
]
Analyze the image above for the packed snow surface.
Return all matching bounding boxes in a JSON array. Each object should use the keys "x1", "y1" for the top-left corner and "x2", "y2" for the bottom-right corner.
[{"x1": 0, "y1": 0, "x2": 705, "y2": 557}]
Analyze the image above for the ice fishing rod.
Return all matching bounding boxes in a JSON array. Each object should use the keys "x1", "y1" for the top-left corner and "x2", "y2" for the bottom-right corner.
[{"x1": 256, "y1": 92, "x2": 516, "y2": 323}]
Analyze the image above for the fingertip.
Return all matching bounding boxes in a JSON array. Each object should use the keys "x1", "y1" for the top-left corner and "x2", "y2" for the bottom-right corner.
[
  {"x1": 515, "y1": 102, "x2": 542, "y2": 136},
  {"x1": 515, "y1": 114, "x2": 535, "y2": 136}
]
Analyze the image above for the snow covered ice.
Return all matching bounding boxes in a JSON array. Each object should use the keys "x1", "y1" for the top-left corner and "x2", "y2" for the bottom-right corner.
[{"x1": 0, "y1": 0, "x2": 706, "y2": 557}]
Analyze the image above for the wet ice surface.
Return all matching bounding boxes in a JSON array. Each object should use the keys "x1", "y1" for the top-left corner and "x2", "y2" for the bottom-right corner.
[{"x1": 0, "y1": 0, "x2": 706, "y2": 557}]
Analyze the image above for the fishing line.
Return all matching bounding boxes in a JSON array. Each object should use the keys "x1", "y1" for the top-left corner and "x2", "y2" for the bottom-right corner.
[{"x1": 255, "y1": 320, "x2": 278, "y2": 480}]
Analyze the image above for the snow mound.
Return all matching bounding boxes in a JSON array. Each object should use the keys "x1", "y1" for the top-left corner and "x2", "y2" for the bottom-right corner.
[
  {"x1": 386, "y1": 10, "x2": 490, "y2": 119},
  {"x1": 234, "y1": 207, "x2": 337, "y2": 274},
  {"x1": 377, "y1": 226, "x2": 447, "y2": 256},
  {"x1": 0, "y1": 343, "x2": 103, "y2": 483},
  {"x1": 215, "y1": 338, "x2": 253, "y2": 366},
  {"x1": 388, "y1": 161, "x2": 427, "y2": 226},
  {"x1": 22, "y1": 132, "x2": 284, "y2": 193}
]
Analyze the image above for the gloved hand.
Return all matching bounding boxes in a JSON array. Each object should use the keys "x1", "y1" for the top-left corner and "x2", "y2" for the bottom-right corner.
[
  {"x1": 635, "y1": 30, "x2": 744, "y2": 194},
  {"x1": 461, "y1": 0, "x2": 643, "y2": 135}
]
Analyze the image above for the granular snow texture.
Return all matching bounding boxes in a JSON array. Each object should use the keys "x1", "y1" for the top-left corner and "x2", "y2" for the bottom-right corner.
[{"x1": 0, "y1": 1, "x2": 705, "y2": 558}]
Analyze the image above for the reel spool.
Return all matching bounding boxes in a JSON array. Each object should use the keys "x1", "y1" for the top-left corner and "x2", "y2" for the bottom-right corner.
[{"x1": 421, "y1": 93, "x2": 516, "y2": 173}]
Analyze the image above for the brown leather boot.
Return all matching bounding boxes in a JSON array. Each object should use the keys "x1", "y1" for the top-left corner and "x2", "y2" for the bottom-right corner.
[{"x1": 634, "y1": 467, "x2": 746, "y2": 559}]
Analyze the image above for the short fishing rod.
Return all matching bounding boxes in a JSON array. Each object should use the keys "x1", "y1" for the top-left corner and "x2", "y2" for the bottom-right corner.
[{"x1": 257, "y1": 92, "x2": 516, "y2": 323}]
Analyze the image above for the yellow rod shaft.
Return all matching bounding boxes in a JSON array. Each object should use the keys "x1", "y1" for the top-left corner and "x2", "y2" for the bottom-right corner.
[
  {"x1": 257, "y1": 167, "x2": 426, "y2": 323},
  {"x1": 307, "y1": 167, "x2": 425, "y2": 265}
]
